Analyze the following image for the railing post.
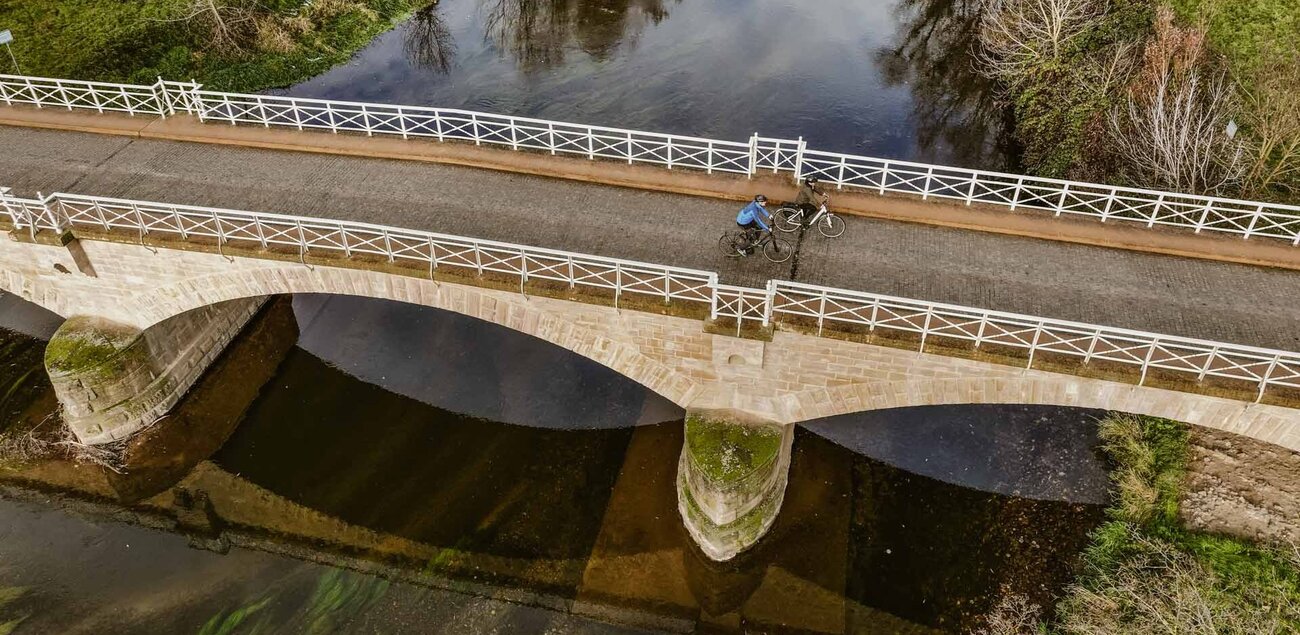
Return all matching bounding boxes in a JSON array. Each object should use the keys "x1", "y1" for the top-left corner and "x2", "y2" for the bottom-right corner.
[
  {"x1": 1197, "y1": 346, "x2": 1220, "y2": 381},
  {"x1": 878, "y1": 161, "x2": 889, "y2": 195},
  {"x1": 836, "y1": 156, "x2": 846, "y2": 190},
  {"x1": 223, "y1": 93, "x2": 238, "y2": 126},
  {"x1": 1257, "y1": 354, "x2": 1281, "y2": 403},
  {"x1": 190, "y1": 81, "x2": 205, "y2": 122},
  {"x1": 427, "y1": 236, "x2": 438, "y2": 278},
  {"x1": 382, "y1": 228, "x2": 394, "y2": 262},
  {"x1": 435, "y1": 111, "x2": 445, "y2": 142},
  {"x1": 172, "y1": 208, "x2": 188, "y2": 240},
  {"x1": 918, "y1": 307, "x2": 934, "y2": 352},
  {"x1": 54, "y1": 79, "x2": 72, "y2": 110},
  {"x1": 965, "y1": 174, "x2": 978, "y2": 206},
  {"x1": 666, "y1": 138, "x2": 674, "y2": 170},
  {"x1": 212, "y1": 211, "x2": 226, "y2": 252},
  {"x1": 547, "y1": 123, "x2": 556, "y2": 155},
  {"x1": 921, "y1": 167, "x2": 934, "y2": 201},
  {"x1": 761, "y1": 280, "x2": 775, "y2": 328},
  {"x1": 0, "y1": 77, "x2": 12, "y2": 106},
  {"x1": 1100, "y1": 191, "x2": 1116, "y2": 221},
  {"x1": 1148, "y1": 194, "x2": 1165, "y2": 228},
  {"x1": 361, "y1": 104, "x2": 374, "y2": 136},
  {"x1": 1084, "y1": 331, "x2": 1101, "y2": 364},
  {"x1": 1243, "y1": 204, "x2": 1264, "y2": 239},
  {"x1": 1194, "y1": 201, "x2": 1213, "y2": 234},
  {"x1": 1054, "y1": 184, "x2": 1069, "y2": 217},
  {"x1": 587, "y1": 129, "x2": 595, "y2": 160},
  {"x1": 1009, "y1": 177, "x2": 1024, "y2": 211},
  {"x1": 747, "y1": 133, "x2": 758, "y2": 179},
  {"x1": 397, "y1": 106, "x2": 409, "y2": 140},
  {"x1": 88, "y1": 83, "x2": 103, "y2": 113},
  {"x1": 295, "y1": 220, "x2": 308, "y2": 264},
  {"x1": 1025, "y1": 322, "x2": 1044, "y2": 369},
  {"x1": 471, "y1": 113, "x2": 481, "y2": 146},
  {"x1": 626, "y1": 131, "x2": 633, "y2": 165},
  {"x1": 1138, "y1": 339, "x2": 1158, "y2": 386},
  {"x1": 257, "y1": 95, "x2": 270, "y2": 128},
  {"x1": 706, "y1": 141, "x2": 714, "y2": 175},
  {"x1": 792, "y1": 137, "x2": 806, "y2": 184},
  {"x1": 509, "y1": 120, "x2": 518, "y2": 150},
  {"x1": 24, "y1": 76, "x2": 40, "y2": 109},
  {"x1": 340, "y1": 224, "x2": 351, "y2": 257}
]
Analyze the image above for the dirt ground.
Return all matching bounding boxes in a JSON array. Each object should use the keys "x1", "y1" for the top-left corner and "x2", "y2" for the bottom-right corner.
[{"x1": 1181, "y1": 427, "x2": 1300, "y2": 546}]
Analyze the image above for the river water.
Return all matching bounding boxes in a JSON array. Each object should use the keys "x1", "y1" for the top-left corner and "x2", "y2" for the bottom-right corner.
[
  {"x1": 0, "y1": 2, "x2": 1098, "y2": 632},
  {"x1": 275, "y1": 0, "x2": 1015, "y2": 168},
  {"x1": 0, "y1": 293, "x2": 1110, "y2": 633}
]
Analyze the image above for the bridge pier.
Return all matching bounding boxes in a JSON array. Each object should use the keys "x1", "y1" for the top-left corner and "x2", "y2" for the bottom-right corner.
[
  {"x1": 45, "y1": 298, "x2": 267, "y2": 445},
  {"x1": 677, "y1": 412, "x2": 794, "y2": 561}
]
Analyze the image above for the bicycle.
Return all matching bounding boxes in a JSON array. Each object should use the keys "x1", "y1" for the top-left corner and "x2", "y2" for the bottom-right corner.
[
  {"x1": 773, "y1": 198, "x2": 846, "y2": 238},
  {"x1": 718, "y1": 226, "x2": 794, "y2": 263}
]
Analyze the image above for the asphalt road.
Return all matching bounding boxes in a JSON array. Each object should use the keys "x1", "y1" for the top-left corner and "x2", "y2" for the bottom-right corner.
[{"x1": 2, "y1": 125, "x2": 1297, "y2": 350}]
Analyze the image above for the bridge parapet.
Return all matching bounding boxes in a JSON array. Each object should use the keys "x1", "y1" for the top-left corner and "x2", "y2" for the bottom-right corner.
[{"x1": 2, "y1": 72, "x2": 1299, "y2": 244}]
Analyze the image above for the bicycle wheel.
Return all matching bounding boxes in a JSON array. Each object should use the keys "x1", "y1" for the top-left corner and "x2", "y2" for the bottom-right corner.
[
  {"x1": 718, "y1": 232, "x2": 746, "y2": 258},
  {"x1": 762, "y1": 235, "x2": 795, "y2": 263},
  {"x1": 817, "y1": 213, "x2": 846, "y2": 238},
  {"x1": 774, "y1": 207, "x2": 804, "y2": 233}
]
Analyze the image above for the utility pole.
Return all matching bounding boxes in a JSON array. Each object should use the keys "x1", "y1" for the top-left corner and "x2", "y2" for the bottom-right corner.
[{"x1": 0, "y1": 30, "x2": 20, "y2": 74}]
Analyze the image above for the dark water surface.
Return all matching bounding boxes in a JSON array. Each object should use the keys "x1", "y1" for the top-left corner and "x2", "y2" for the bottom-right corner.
[
  {"x1": 276, "y1": 0, "x2": 1012, "y2": 167},
  {"x1": 0, "y1": 294, "x2": 1109, "y2": 633}
]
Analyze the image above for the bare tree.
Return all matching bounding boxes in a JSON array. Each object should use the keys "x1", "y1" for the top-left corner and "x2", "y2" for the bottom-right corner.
[
  {"x1": 1239, "y1": 59, "x2": 1300, "y2": 196},
  {"x1": 975, "y1": 0, "x2": 1106, "y2": 85},
  {"x1": 156, "y1": 0, "x2": 260, "y2": 54},
  {"x1": 1108, "y1": 8, "x2": 1244, "y2": 194}
]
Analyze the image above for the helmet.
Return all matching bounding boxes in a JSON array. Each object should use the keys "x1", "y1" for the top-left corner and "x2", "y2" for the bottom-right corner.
[
  {"x1": 804, "y1": 176, "x2": 820, "y2": 186},
  {"x1": 754, "y1": 194, "x2": 768, "y2": 204}
]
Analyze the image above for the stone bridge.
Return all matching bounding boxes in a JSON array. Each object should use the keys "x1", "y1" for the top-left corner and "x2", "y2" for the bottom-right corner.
[
  {"x1": 3, "y1": 74, "x2": 1300, "y2": 560},
  {"x1": 3, "y1": 211, "x2": 1299, "y2": 559}
]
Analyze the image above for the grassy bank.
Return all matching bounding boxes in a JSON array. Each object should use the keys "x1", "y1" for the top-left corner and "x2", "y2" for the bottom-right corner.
[
  {"x1": 1027, "y1": 414, "x2": 1300, "y2": 633},
  {"x1": 0, "y1": 0, "x2": 431, "y2": 92},
  {"x1": 979, "y1": 0, "x2": 1299, "y2": 200}
]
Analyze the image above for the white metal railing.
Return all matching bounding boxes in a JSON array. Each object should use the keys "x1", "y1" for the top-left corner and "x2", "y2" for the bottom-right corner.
[
  {"x1": 3, "y1": 187, "x2": 1298, "y2": 403},
  {"x1": 768, "y1": 280, "x2": 1300, "y2": 400},
  {"x1": 1, "y1": 73, "x2": 1298, "y2": 244}
]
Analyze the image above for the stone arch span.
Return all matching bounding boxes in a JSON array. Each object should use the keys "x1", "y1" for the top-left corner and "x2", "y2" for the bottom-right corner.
[
  {"x1": 125, "y1": 263, "x2": 701, "y2": 408},
  {"x1": 782, "y1": 375, "x2": 1300, "y2": 453},
  {"x1": 0, "y1": 266, "x2": 72, "y2": 319}
]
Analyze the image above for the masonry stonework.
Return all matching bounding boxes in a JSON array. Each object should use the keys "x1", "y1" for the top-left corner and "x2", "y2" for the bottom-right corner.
[
  {"x1": 3, "y1": 232, "x2": 1298, "y2": 451},
  {"x1": 5, "y1": 230, "x2": 1300, "y2": 560},
  {"x1": 47, "y1": 297, "x2": 265, "y2": 444}
]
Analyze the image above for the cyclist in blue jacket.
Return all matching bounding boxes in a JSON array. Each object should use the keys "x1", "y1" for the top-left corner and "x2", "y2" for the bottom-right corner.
[{"x1": 735, "y1": 194, "x2": 772, "y2": 254}]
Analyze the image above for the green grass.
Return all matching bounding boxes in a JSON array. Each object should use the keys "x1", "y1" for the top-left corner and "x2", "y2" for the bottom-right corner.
[
  {"x1": 1042, "y1": 414, "x2": 1300, "y2": 633},
  {"x1": 683, "y1": 415, "x2": 782, "y2": 483},
  {"x1": 0, "y1": 0, "x2": 430, "y2": 92},
  {"x1": 1165, "y1": 0, "x2": 1300, "y2": 68}
]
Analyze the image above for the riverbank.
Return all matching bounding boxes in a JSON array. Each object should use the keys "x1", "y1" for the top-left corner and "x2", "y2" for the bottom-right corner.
[
  {"x1": 978, "y1": 0, "x2": 1299, "y2": 202},
  {"x1": 1008, "y1": 414, "x2": 1300, "y2": 633},
  {"x1": 0, "y1": 0, "x2": 434, "y2": 92}
]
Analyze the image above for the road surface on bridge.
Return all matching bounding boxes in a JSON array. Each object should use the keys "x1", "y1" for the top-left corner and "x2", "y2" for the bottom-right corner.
[{"x1": 2, "y1": 124, "x2": 1297, "y2": 351}]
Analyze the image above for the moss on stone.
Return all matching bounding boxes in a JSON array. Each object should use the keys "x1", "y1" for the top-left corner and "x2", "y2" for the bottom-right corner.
[
  {"x1": 43, "y1": 317, "x2": 145, "y2": 381},
  {"x1": 684, "y1": 415, "x2": 781, "y2": 484}
]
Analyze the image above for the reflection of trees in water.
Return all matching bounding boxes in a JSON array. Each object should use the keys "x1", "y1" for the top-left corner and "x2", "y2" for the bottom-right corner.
[
  {"x1": 405, "y1": 5, "x2": 456, "y2": 73},
  {"x1": 482, "y1": 0, "x2": 675, "y2": 71},
  {"x1": 875, "y1": 0, "x2": 1018, "y2": 168}
]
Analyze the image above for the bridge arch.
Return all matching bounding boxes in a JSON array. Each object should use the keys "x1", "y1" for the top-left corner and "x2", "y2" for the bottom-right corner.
[
  {"x1": 0, "y1": 267, "x2": 72, "y2": 319},
  {"x1": 122, "y1": 263, "x2": 701, "y2": 407},
  {"x1": 783, "y1": 376, "x2": 1300, "y2": 453}
]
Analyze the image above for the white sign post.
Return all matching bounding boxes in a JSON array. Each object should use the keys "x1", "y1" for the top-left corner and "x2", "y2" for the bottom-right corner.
[{"x1": 0, "y1": 30, "x2": 20, "y2": 74}]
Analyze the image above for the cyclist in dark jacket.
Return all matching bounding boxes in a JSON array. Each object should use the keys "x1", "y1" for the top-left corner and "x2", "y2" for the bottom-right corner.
[
  {"x1": 793, "y1": 176, "x2": 829, "y2": 224},
  {"x1": 735, "y1": 194, "x2": 772, "y2": 253}
]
